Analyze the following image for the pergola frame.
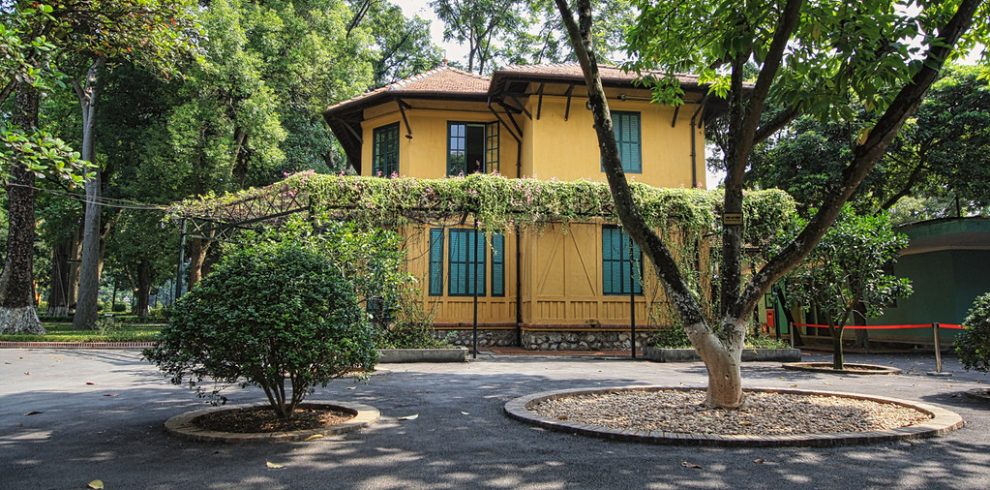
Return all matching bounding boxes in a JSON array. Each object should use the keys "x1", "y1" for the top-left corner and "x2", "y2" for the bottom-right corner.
[{"x1": 168, "y1": 178, "x2": 662, "y2": 358}]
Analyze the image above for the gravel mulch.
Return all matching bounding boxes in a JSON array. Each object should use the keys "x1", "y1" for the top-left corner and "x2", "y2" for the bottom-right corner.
[
  {"x1": 194, "y1": 406, "x2": 355, "y2": 433},
  {"x1": 530, "y1": 390, "x2": 931, "y2": 435}
]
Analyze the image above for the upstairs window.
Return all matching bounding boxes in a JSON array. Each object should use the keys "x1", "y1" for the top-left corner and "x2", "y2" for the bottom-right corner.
[
  {"x1": 611, "y1": 112, "x2": 642, "y2": 173},
  {"x1": 372, "y1": 123, "x2": 399, "y2": 177},
  {"x1": 448, "y1": 122, "x2": 499, "y2": 176},
  {"x1": 602, "y1": 225, "x2": 643, "y2": 295}
]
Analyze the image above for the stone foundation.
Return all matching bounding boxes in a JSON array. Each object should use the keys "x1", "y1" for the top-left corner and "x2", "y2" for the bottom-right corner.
[
  {"x1": 435, "y1": 329, "x2": 517, "y2": 347},
  {"x1": 522, "y1": 331, "x2": 654, "y2": 351},
  {"x1": 433, "y1": 328, "x2": 660, "y2": 351}
]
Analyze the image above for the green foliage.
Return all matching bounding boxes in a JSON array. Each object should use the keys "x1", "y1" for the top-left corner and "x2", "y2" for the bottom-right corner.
[
  {"x1": 179, "y1": 174, "x2": 795, "y2": 244},
  {"x1": 259, "y1": 218, "x2": 447, "y2": 349},
  {"x1": 353, "y1": 0, "x2": 443, "y2": 85},
  {"x1": 748, "y1": 65, "x2": 990, "y2": 218},
  {"x1": 145, "y1": 232, "x2": 377, "y2": 419},
  {"x1": 626, "y1": 1, "x2": 989, "y2": 115},
  {"x1": 0, "y1": 322, "x2": 161, "y2": 342},
  {"x1": 955, "y1": 292, "x2": 990, "y2": 373},
  {"x1": 650, "y1": 323, "x2": 788, "y2": 349},
  {"x1": 431, "y1": 0, "x2": 531, "y2": 74},
  {"x1": 778, "y1": 207, "x2": 912, "y2": 368}
]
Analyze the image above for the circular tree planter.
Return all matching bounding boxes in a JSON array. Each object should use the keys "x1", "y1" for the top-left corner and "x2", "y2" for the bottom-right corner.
[
  {"x1": 504, "y1": 386, "x2": 963, "y2": 447},
  {"x1": 782, "y1": 362, "x2": 901, "y2": 375},
  {"x1": 165, "y1": 401, "x2": 380, "y2": 443}
]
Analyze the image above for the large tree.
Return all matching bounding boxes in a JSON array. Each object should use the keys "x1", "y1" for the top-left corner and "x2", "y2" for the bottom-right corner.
[
  {"x1": 65, "y1": 0, "x2": 198, "y2": 330},
  {"x1": 0, "y1": 2, "x2": 87, "y2": 333},
  {"x1": 430, "y1": 0, "x2": 531, "y2": 74},
  {"x1": 554, "y1": 0, "x2": 988, "y2": 408},
  {"x1": 747, "y1": 65, "x2": 990, "y2": 218},
  {"x1": 348, "y1": 0, "x2": 443, "y2": 85}
]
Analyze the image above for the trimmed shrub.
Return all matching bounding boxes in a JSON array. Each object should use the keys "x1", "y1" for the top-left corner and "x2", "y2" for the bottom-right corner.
[
  {"x1": 955, "y1": 292, "x2": 990, "y2": 373},
  {"x1": 145, "y1": 234, "x2": 377, "y2": 420}
]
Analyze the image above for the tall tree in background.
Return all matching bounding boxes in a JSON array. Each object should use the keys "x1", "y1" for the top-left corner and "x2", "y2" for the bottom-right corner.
[
  {"x1": 555, "y1": 0, "x2": 988, "y2": 408},
  {"x1": 1, "y1": 2, "x2": 87, "y2": 333},
  {"x1": 747, "y1": 65, "x2": 990, "y2": 220},
  {"x1": 67, "y1": 0, "x2": 198, "y2": 330},
  {"x1": 431, "y1": 0, "x2": 530, "y2": 74},
  {"x1": 348, "y1": 0, "x2": 443, "y2": 85}
]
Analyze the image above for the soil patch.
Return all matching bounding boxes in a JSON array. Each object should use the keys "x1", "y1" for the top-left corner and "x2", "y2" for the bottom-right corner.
[
  {"x1": 530, "y1": 390, "x2": 929, "y2": 436},
  {"x1": 194, "y1": 405, "x2": 355, "y2": 433}
]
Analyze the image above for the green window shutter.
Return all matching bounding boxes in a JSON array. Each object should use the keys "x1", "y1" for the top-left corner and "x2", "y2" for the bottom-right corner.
[
  {"x1": 611, "y1": 112, "x2": 642, "y2": 173},
  {"x1": 448, "y1": 229, "x2": 486, "y2": 296},
  {"x1": 447, "y1": 123, "x2": 466, "y2": 176},
  {"x1": 492, "y1": 233, "x2": 505, "y2": 296},
  {"x1": 372, "y1": 123, "x2": 399, "y2": 177},
  {"x1": 602, "y1": 225, "x2": 643, "y2": 295},
  {"x1": 486, "y1": 121, "x2": 500, "y2": 174},
  {"x1": 429, "y1": 229, "x2": 444, "y2": 296}
]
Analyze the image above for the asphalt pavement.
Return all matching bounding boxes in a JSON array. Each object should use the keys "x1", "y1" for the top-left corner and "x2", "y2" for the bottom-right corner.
[{"x1": 1, "y1": 349, "x2": 988, "y2": 489}]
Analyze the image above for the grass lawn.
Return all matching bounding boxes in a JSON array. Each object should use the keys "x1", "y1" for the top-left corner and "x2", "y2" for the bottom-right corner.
[{"x1": 0, "y1": 322, "x2": 163, "y2": 342}]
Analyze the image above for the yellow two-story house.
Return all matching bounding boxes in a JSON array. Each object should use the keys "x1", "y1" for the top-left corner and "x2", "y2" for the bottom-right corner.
[{"x1": 324, "y1": 64, "x2": 718, "y2": 351}]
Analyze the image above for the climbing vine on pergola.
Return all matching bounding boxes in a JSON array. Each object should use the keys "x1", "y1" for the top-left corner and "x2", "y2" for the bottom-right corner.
[
  {"x1": 169, "y1": 172, "x2": 795, "y2": 343},
  {"x1": 170, "y1": 172, "x2": 795, "y2": 245}
]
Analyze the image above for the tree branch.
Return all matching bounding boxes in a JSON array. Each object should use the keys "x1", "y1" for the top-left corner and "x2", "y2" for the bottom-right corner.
[
  {"x1": 753, "y1": 105, "x2": 800, "y2": 144},
  {"x1": 554, "y1": 0, "x2": 707, "y2": 328},
  {"x1": 735, "y1": 0, "x2": 983, "y2": 319}
]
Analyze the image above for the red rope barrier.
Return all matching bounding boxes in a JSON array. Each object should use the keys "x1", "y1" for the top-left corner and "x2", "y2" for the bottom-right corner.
[
  {"x1": 938, "y1": 324, "x2": 966, "y2": 330},
  {"x1": 792, "y1": 322, "x2": 967, "y2": 331},
  {"x1": 793, "y1": 323, "x2": 933, "y2": 330}
]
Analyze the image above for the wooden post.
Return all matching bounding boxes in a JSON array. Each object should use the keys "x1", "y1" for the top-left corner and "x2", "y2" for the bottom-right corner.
[
  {"x1": 927, "y1": 322, "x2": 951, "y2": 376},
  {"x1": 472, "y1": 219, "x2": 479, "y2": 359},
  {"x1": 933, "y1": 322, "x2": 943, "y2": 373},
  {"x1": 629, "y1": 237, "x2": 636, "y2": 359}
]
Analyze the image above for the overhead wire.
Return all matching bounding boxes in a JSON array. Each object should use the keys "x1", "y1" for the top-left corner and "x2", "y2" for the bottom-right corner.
[{"x1": 6, "y1": 182, "x2": 173, "y2": 211}]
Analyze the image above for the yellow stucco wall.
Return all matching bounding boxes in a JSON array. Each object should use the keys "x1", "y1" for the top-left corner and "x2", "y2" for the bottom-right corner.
[
  {"x1": 356, "y1": 85, "x2": 705, "y2": 329},
  {"x1": 360, "y1": 100, "x2": 520, "y2": 178},
  {"x1": 524, "y1": 91, "x2": 705, "y2": 188}
]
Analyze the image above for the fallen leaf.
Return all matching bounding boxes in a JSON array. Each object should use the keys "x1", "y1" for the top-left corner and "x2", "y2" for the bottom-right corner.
[
  {"x1": 87, "y1": 480, "x2": 104, "y2": 489},
  {"x1": 25, "y1": 411, "x2": 42, "y2": 416},
  {"x1": 397, "y1": 414, "x2": 419, "y2": 421},
  {"x1": 304, "y1": 434, "x2": 324, "y2": 441},
  {"x1": 266, "y1": 461, "x2": 284, "y2": 469},
  {"x1": 753, "y1": 458, "x2": 765, "y2": 464},
  {"x1": 681, "y1": 461, "x2": 702, "y2": 469}
]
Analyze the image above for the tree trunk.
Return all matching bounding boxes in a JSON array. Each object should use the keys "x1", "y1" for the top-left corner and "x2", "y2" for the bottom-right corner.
[
  {"x1": 72, "y1": 59, "x2": 104, "y2": 330},
  {"x1": 187, "y1": 238, "x2": 211, "y2": 289},
  {"x1": 689, "y1": 318, "x2": 746, "y2": 408},
  {"x1": 47, "y1": 236, "x2": 75, "y2": 318},
  {"x1": 68, "y1": 225, "x2": 83, "y2": 313},
  {"x1": 134, "y1": 260, "x2": 152, "y2": 319},
  {"x1": 830, "y1": 325, "x2": 845, "y2": 370},
  {"x1": 0, "y1": 84, "x2": 44, "y2": 334}
]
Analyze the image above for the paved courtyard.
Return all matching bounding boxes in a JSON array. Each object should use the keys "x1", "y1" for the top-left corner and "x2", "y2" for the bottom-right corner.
[{"x1": 1, "y1": 349, "x2": 988, "y2": 489}]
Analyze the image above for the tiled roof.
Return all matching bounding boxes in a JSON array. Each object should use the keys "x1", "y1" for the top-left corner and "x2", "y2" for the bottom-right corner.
[
  {"x1": 323, "y1": 63, "x2": 705, "y2": 117},
  {"x1": 324, "y1": 66, "x2": 490, "y2": 115},
  {"x1": 492, "y1": 63, "x2": 701, "y2": 87}
]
